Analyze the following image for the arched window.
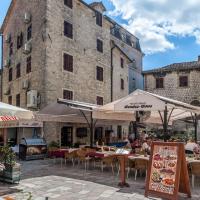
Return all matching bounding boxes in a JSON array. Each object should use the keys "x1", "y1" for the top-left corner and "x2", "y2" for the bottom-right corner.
[{"x1": 191, "y1": 100, "x2": 200, "y2": 107}]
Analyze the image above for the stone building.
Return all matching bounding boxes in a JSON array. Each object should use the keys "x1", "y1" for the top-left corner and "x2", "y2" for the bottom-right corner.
[
  {"x1": 143, "y1": 57, "x2": 200, "y2": 135},
  {"x1": 143, "y1": 56, "x2": 200, "y2": 105},
  {"x1": 0, "y1": 0, "x2": 143, "y2": 145}
]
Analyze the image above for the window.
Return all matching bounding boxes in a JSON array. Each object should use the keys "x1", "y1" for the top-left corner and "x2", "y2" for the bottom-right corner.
[
  {"x1": 8, "y1": 68, "x2": 12, "y2": 82},
  {"x1": 8, "y1": 96, "x2": 12, "y2": 105},
  {"x1": 27, "y1": 24, "x2": 32, "y2": 41},
  {"x1": 9, "y1": 42, "x2": 13, "y2": 56},
  {"x1": 126, "y1": 35, "x2": 132, "y2": 46},
  {"x1": 26, "y1": 56, "x2": 31, "y2": 73},
  {"x1": 121, "y1": 78, "x2": 124, "y2": 90},
  {"x1": 64, "y1": 21, "x2": 73, "y2": 39},
  {"x1": 96, "y1": 66, "x2": 103, "y2": 81},
  {"x1": 179, "y1": 76, "x2": 188, "y2": 87},
  {"x1": 121, "y1": 57, "x2": 124, "y2": 68},
  {"x1": 96, "y1": 11, "x2": 102, "y2": 27},
  {"x1": 16, "y1": 94, "x2": 20, "y2": 107},
  {"x1": 63, "y1": 90, "x2": 73, "y2": 100},
  {"x1": 63, "y1": 53, "x2": 73, "y2": 72},
  {"x1": 96, "y1": 96, "x2": 103, "y2": 105},
  {"x1": 97, "y1": 39, "x2": 103, "y2": 53},
  {"x1": 17, "y1": 32, "x2": 23, "y2": 49},
  {"x1": 64, "y1": 0, "x2": 73, "y2": 8},
  {"x1": 16, "y1": 63, "x2": 21, "y2": 78},
  {"x1": 156, "y1": 77, "x2": 164, "y2": 88}
]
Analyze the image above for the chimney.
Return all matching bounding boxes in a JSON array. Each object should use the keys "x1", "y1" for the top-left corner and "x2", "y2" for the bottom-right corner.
[
  {"x1": 89, "y1": 2, "x2": 106, "y2": 13},
  {"x1": 198, "y1": 55, "x2": 200, "y2": 62}
]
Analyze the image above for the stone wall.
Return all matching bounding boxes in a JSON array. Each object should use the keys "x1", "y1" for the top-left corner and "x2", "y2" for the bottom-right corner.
[
  {"x1": 144, "y1": 70, "x2": 200, "y2": 104},
  {"x1": 112, "y1": 48, "x2": 129, "y2": 100},
  {"x1": 2, "y1": 0, "x2": 47, "y2": 109},
  {"x1": 44, "y1": 0, "x2": 111, "y2": 106}
]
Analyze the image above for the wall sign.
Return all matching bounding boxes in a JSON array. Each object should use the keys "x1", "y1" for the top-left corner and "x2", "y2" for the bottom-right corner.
[{"x1": 145, "y1": 142, "x2": 191, "y2": 200}]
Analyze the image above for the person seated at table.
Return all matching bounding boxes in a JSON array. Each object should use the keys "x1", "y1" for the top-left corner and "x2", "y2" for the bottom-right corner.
[
  {"x1": 141, "y1": 137, "x2": 151, "y2": 155},
  {"x1": 123, "y1": 136, "x2": 131, "y2": 148},
  {"x1": 131, "y1": 138, "x2": 141, "y2": 153},
  {"x1": 185, "y1": 139, "x2": 199, "y2": 154}
]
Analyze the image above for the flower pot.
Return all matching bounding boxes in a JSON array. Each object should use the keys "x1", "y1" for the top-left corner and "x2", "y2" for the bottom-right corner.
[{"x1": 0, "y1": 163, "x2": 21, "y2": 183}]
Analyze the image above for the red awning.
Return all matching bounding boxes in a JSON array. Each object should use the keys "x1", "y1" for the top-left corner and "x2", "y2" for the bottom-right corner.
[{"x1": 0, "y1": 116, "x2": 18, "y2": 121}]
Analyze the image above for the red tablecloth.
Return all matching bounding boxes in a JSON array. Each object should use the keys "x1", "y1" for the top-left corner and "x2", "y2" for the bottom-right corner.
[
  {"x1": 48, "y1": 149, "x2": 69, "y2": 158},
  {"x1": 86, "y1": 152, "x2": 105, "y2": 158}
]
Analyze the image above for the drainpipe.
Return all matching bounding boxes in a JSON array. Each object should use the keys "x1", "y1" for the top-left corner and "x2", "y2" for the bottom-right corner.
[
  {"x1": 111, "y1": 45, "x2": 115, "y2": 102},
  {"x1": 0, "y1": 33, "x2": 3, "y2": 101}
]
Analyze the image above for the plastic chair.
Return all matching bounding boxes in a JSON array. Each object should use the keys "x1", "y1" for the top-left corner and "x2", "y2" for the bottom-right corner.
[
  {"x1": 76, "y1": 149, "x2": 91, "y2": 171},
  {"x1": 64, "y1": 150, "x2": 77, "y2": 166},
  {"x1": 134, "y1": 158, "x2": 149, "y2": 180},
  {"x1": 101, "y1": 155, "x2": 116, "y2": 175},
  {"x1": 190, "y1": 162, "x2": 200, "y2": 188}
]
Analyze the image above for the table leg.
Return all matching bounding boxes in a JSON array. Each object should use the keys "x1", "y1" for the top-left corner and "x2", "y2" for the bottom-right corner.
[{"x1": 118, "y1": 155, "x2": 129, "y2": 187}]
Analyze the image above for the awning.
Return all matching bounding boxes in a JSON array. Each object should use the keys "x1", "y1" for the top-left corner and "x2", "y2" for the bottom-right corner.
[
  {"x1": 36, "y1": 99, "x2": 128, "y2": 125},
  {"x1": 93, "y1": 89, "x2": 200, "y2": 123},
  {"x1": 0, "y1": 102, "x2": 34, "y2": 119},
  {"x1": 0, "y1": 102, "x2": 34, "y2": 128}
]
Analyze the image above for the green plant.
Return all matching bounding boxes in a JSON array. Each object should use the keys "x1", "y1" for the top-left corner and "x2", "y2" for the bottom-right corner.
[
  {"x1": 0, "y1": 146, "x2": 16, "y2": 167},
  {"x1": 48, "y1": 141, "x2": 60, "y2": 148}
]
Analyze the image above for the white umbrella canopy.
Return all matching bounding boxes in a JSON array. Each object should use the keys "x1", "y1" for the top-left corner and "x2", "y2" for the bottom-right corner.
[
  {"x1": 0, "y1": 102, "x2": 34, "y2": 120},
  {"x1": 93, "y1": 89, "x2": 200, "y2": 124}
]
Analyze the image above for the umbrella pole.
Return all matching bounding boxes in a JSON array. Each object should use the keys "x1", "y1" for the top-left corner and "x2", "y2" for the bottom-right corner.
[
  {"x1": 90, "y1": 112, "x2": 94, "y2": 147},
  {"x1": 163, "y1": 106, "x2": 168, "y2": 142},
  {"x1": 194, "y1": 114, "x2": 198, "y2": 142}
]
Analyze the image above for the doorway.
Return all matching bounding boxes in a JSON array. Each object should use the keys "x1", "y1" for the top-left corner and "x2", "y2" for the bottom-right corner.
[
  {"x1": 95, "y1": 127, "x2": 103, "y2": 144},
  {"x1": 61, "y1": 127, "x2": 73, "y2": 147}
]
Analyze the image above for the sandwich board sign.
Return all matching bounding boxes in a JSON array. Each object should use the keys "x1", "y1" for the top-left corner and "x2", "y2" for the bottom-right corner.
[{"x1": 145, "y1": 142, "x2": 191, "y2": 200}]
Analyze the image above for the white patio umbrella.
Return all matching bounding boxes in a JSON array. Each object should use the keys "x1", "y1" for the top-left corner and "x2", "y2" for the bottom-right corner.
[
  {"x1": 93, "y1": 89, "x2": 200, "y2": 140},
  {"x1": 0, "y1": 102, "x2": 33, "y2": 125}
]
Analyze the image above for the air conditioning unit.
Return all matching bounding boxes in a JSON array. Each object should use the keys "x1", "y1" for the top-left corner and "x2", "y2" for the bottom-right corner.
[
  {"x1": 23, "y1": 42, "x2": 32, "y2": 54},
  {"x1": 27, "y1": 90, "x2": 38, "y2": 108},
  {"x1": 4, "y1": 59, "x2": 11, "y2": 68},
  {"x1": 22, "y1": 79, "x2": 29, "y2": 90},
  {"x1": 24, "y1": 12, "x2": 31, "y2": 24},
  {"x1": 5, "y1": 34, "x2": 11, "y2": 43},
  {"x1": 4, "y1": 87, "x2": 11, "y2": 96}
]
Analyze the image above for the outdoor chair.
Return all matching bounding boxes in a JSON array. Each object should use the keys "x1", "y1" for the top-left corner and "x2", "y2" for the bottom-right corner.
[
  {"x1": 116, "y1": 157, "x2": 135, "y2": 178},
  {"x1": 190, "y1": 162, "x2": 200, "y2": 188},
  {"x1": 76, "y1": 149, "x2": 91, "y2": 171},
  {"x1": 101, "y1": 155, "x2": 116, "y2": 175},
  {"x1": 64, "y1": 150, "x2": 77, "y2": 166},
  {"x1": 134, "y1": 158, "x2": 149, "y2": 181},
  {"x1": 127, "y1": 159, "x2": 136, "y2": 179}
]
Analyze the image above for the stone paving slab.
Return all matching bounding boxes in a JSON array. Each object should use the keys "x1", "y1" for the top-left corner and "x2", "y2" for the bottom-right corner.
[{"x1": 0, "y1": 159, "x2": 200, "y2": 199}]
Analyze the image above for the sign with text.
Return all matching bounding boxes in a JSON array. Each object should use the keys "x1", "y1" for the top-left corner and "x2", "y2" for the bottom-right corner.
[
  {"x1": 145, "y1": 142, "x2": 191, "y2": 200},
  {"x1": 114, "y1": 93, "x2": 165, "y2": 111}
]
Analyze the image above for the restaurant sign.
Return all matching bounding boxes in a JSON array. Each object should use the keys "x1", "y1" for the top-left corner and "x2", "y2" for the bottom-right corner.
[
  {"x1": 19, "y1": 120, "x2": 43, "y2": 127},
  {"x1": 145, "y1": 142, "x2": 191, "y2": 200},
  {"x1": 124, "y1": 102, "x2": 153, "y2": 109},
  {"x1": 114, "y1": 94, "x2": 165, "y2": 111}
]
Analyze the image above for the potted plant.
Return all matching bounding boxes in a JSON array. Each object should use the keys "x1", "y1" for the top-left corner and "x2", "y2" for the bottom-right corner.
[{"x1": 0, "y1": 146, "x2": 21, "y2": 183}]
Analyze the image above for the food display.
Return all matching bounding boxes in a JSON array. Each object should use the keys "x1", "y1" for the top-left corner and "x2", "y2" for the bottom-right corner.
[{"x1": 149, "y1": 145, "x2": 178, "y2": 194}]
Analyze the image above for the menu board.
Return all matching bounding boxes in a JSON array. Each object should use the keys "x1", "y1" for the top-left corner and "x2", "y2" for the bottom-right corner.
[
  {"x1": 145, "y1": 142, "x2": 191, "y2": 200},
  {"x1": 149, "y1": 145, "x2": 177, "y2": 194}
]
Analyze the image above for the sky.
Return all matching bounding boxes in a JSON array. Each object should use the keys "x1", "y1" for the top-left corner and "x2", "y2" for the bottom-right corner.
[{"x1": 1, "y1": 0, "x2": 200, "y2": 70}]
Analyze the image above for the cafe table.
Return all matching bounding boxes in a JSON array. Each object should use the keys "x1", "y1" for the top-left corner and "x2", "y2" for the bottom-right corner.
[
  {"x1": 128, "y1": 154, "x2": 150, "y2": 161},
  {"x1": 49, "y1": 148, "x2": 78, "y2": 167},
  {"x1": 87, "y1": 151, "x2": 116, "y2": 158}
]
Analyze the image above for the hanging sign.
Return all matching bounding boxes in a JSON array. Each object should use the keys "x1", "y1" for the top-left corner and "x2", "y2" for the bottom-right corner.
[{"x1": 145, "y1": 142, "x2": 191, "y2": 200}]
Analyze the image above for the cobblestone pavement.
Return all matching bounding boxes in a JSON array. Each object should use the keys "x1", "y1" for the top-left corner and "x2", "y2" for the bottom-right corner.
[{"x1": 1, "y1": 159, "x2": 200, "y2": 200}]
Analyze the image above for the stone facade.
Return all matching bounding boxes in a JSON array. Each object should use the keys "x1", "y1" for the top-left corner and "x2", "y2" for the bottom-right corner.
[
  {"x1": 1, "y1": 0, "x2": 46, "y2": 108},
  {"x1": 1, "y1": 0, "x2": 143, "y2": 144},
  {"x1": 143, "y1": 58, "x2": 200, "y2": 104}
]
